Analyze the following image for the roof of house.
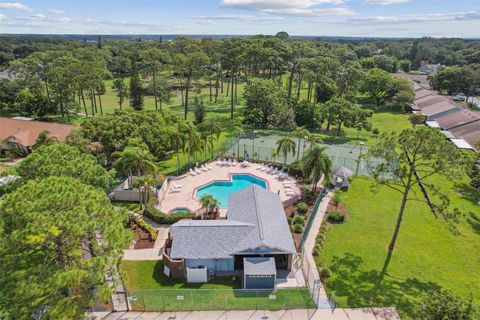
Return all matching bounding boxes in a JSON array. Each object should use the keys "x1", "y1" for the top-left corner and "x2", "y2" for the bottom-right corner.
[
  {"x1": 0, "y1": 117, "x2": 79, "y2": 147},
  {"x1": 414, "y1": 95, "x2": 446, "y2": 109},
  {"x1": 435, "y1": 110, "x2": 480, "y2": 130},
  {"x1": 414, "y1": 89, "x2": 434, "y2": 101},
  {"x1": 448, "y1": 120, "x2": 480, "y2": 148},
  {"x1": 244, "y1": 257, "x2": 276, "y2": 275},
  {"x1": 421, "y1": 101, "x2": 460, "y2": 117},
  {"x1": 169, "y1": 185, "x2": 296, "y2": 260}
]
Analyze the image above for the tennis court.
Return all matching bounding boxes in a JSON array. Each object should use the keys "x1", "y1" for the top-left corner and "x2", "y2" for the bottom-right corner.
[{"x1": 224, "y1": 134, "x2": 389, "y2": 177}]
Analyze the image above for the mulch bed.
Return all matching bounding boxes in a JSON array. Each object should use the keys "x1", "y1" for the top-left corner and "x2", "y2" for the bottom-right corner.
[
  {"x1": 131, "y1": 227, "x2": 156, "y2": 249},
  {"x1": 327, "y1": 202, "x2": 349, "y2": 215}
]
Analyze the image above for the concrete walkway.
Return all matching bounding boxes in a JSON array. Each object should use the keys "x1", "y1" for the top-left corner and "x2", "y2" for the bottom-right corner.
[
  {"x1": 303, "y1": 191, "x2": 333, "y2": 308},
  {"x1": 123, "y1": 212, "x2": 169, "y2": 261},
  {"x1": 89, "y1": 307, "x2": 400, "y2": 320}
]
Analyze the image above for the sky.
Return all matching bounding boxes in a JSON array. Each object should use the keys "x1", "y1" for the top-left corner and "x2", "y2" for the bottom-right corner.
[{"x1": 0, "y1": 0, "x2": 479, "y2": 38}]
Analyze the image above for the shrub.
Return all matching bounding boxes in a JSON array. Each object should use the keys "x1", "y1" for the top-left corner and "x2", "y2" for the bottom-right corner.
[
  {"x1": 320, "y1": 268, "x2": 331, "y2": 279},
  {"x1": 294, "y1": 215, "x2": 305, "y2": 225},
  {"x1": 287, "y1": 216, "x2": 293, "y2": 225},
  {"x1": 301, "y1": 187, "x2": 314, "y2": 203},
  {"x1": 296, "y1": 202, "x2": 308, "y2": 215},
  {"x1": 145, "y1": 200, "x2": 196, "y2": 224},
  {"x1": 294, "y1": 224, "x2": 304, "y2": 233},
  {"x1": 327, "y1": 211, "x2": 345, "y2": 224},
  {"x1": 372, "y1": 128, "x2": 380, "y2": 136},
  {"x1": 287, "y1": 161, "x2": 303, "y2": 177},
  {"x1": 409, "y1": 113, "x2": 426, "y2": 125},
  {"x1": 129, "y1": 213, "x2": 157, "y2": 240},
  {"x1": 312, "y1": 248, "x2": 319, "y2": 256}
]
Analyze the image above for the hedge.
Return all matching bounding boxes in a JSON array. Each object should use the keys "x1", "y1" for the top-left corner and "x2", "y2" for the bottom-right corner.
[
  {"x1": 129, "y1": 212, "x2": 157, "y2": 240},
  {"x1": 145, "y1": 199, "x2": 196, "y2": 224}
]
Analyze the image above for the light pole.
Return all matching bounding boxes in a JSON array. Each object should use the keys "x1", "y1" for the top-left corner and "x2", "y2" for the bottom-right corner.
[
  {"x1": 355, "y1": 142, "x2": 365, "y2": 176},
  {"x1": 252, "y1": 130, "x2": 257, "y2": 160}
]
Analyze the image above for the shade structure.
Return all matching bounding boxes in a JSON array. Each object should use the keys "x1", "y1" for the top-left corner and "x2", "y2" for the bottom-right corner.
[{"x1": 332, "y1": 165, "x2": 353, "y2": 179}]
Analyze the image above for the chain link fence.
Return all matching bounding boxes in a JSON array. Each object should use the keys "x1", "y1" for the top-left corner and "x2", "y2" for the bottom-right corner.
[
  {"x1": 127, "y1": 288, "x2": 316, "y2": 314},
  {"x1": 223, "y1": 134, "x2": 396, "y2": 178}
]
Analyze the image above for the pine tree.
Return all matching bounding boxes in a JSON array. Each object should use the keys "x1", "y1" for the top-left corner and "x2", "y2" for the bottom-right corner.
[{"x1": 129, "y1": 58, "x2": 144, "y2": 110}]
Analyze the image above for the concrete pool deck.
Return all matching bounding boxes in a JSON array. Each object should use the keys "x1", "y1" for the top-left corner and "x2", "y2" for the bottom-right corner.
[{"x1": 156, "y1": 161, "x2": 301, "y2": 217}]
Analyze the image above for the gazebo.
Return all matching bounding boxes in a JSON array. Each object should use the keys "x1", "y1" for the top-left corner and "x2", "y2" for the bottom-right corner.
[{"x1": 330, "y1": 165, "x2": 353, "y2": 189}]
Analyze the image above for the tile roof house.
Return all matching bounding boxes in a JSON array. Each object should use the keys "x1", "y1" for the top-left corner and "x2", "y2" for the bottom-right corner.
[
  {"x1": 0, "y1": 117, "x2": 79, "y2": 154},
  {"x1": 163, "y1": 185, "x2": 296, "y2": 288}
]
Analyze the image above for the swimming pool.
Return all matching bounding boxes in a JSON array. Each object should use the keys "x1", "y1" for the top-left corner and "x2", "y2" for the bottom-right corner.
[
  {"x1": 195, "y1": 174, "x2": 267, "y2": 208},
  {"x1": 170, "y1": 207, "x2": 191, "y2": 214}
]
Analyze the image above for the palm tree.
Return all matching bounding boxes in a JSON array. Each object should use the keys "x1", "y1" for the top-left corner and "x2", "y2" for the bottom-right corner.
[
  {"x1": 292, "y1": 126, "x2": 310, "y2": 161},
  {"x1": 168, "y1": 125, "x2": 185, "y2": 176},
  {"x1": 134, "y1": 174, "x2": 158, "y2": 209},
  {"x1": 205, "y1": 120, "x2": 222, "y2": 159},
  {"x1": 301, "y1": 144, "x2": 332, "y2": 192},
  {"x1": 182, "y1": 121, "x2": 201, "y2": 170},
  {"x1": 271, "y1": 149, "x2": 277, "y2": 163},
  {"x1": 276, "y1": 137, "x2": 296, "y2": 168},
  {"x1": 232, "y1": 126, "x2": 244, "y2": 159},
  {"x1": 199, "y1": 194, "x2": 220, "y2": 219},
  {"x1": 113, "y1": 139, "x2": 157, "y2": 188}
]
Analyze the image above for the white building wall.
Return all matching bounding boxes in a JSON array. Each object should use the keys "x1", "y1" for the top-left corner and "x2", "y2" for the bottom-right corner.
[{"x1": 185, "y1": 258, "x2": 234, "y2": 272}]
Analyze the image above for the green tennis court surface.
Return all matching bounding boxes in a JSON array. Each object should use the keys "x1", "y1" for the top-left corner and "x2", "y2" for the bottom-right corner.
[{"x1": 224, "y1": 135, "x2": 389, "y2": 177}]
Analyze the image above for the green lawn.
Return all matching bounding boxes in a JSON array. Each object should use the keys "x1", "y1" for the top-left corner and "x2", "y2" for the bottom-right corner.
[
  {"x1": 120, "y1": 260, "x2": 315, "y2": 312},
  {"x1": 317, "y1": 176, "x2": 480, "y2": 319}
]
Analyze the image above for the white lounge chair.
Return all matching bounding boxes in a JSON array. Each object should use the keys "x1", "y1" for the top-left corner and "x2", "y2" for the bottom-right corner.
[
  {"x1": 270, "y1": 168, "x2": 278, "y2": 175},
  {"x1": 170, "y1": 186, "x2": 181, "y2": 193},
  {"x1": 200, "y1": 165, "x2": 208, "y2": 172},
  {"x1": 216, "y1": 159, "x2": 222, "y2": 166},
  {"x1": 194, "y1": 167, "x2": 203, "y2": 174},
  {"x1": 172, "y1": 182, "x2": 182, "y2": 189},
  {"x1": 189, "y1": 168, "x2": 197, "y2": 176},
  {"x1": 206, "y1": 163, "x2": 213, "y2": 170},
  {"x1": 232, "y1": 159, "x2": 237, "y2": 166},
  {"x1": 256, "y1": 164, "x2": 263, "y2": 170}
]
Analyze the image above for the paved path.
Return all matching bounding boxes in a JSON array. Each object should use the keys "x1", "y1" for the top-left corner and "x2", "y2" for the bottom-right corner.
[
  {"x1": 89, "y1": 307, "x2": 400, "y2": 320},
  {"x1": 123, "y1": 211, "x2": 169, "y2": 261},
  {"x1": 303, "y1": 191, "x2": 333, "y2": 308}
]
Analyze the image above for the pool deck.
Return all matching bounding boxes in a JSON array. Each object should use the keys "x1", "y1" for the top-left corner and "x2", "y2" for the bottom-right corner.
[{"x1": 157, "y1": 161, "x2": 301, "y2": 218}]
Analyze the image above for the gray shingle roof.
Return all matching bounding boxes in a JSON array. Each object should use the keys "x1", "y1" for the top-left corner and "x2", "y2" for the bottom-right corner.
[
  {"x1": 169, "y1": 185, "x2": 296, "y2": 260},
  {"x1": 244, "y1": 257, "x2": 276, "y2": 275}
]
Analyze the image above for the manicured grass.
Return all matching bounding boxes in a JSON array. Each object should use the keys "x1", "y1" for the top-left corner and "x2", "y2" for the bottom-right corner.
[
  {"x1": 120, "y1": 260, "x2": 315, "y2": 311},
  {"x1": 317, "y1": 175, "x2": 480, "y2": 319}
]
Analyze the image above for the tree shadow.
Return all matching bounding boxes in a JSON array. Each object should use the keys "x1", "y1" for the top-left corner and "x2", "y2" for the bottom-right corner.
[
  {"x1": 467, "y1": 211, "x2": 480, "y2": 235},
  {"x1": 454, "y1": 182, "x2": 479, "y2": 204},
  {"x1": 326, "y1": 253, "x2": 443, "y2": 319}
]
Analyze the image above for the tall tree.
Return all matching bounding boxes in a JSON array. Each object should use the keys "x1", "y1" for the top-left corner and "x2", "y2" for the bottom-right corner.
[
  {"x1": 129, "y1": 57, "x2": 144, "y2": 110},
  {"x1": 368, "y1": 126, "x2": 464, "y2": 253},
  {"x1": 168, "y1": 124, "x2": 186, "y2": 176},
  {"x1": 174, "y1": 47, "x2": 209, "y2": 120},
  {"x1": 141, "y1": 48, "x2": 170, "y2": 110},
  {"x1": 0, "y1": 176, "x2": 131, "y2": 319},
  {"x1": 113, "y1": 138, "x2": 157, "y2": 187},
  {"x1": 17, "y1": 143, "x2": 114, "y2": 190},
  {"x1": 301, "y1": 144, "x2": 332, "y2": 192},
  {"x1": 276, "y1": 137, "x2": 296, "y2": 168},
  {"x1": 112, "y1": 78, "x2": 128, "y2": 109},
  {"x1": 292, "y1": 126, "x2": 310, "y2": 161}
]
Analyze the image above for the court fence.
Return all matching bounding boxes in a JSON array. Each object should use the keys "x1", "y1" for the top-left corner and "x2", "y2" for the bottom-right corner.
[{"x1": 125, "y1": 287, "x2": 317, "y2": 317}]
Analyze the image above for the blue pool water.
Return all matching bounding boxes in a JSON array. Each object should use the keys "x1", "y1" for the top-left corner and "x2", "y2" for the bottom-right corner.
[
  {"x1": 170, "y1": 208, "x2": 190, "y2": 214},
  {"x1": 195, "y1": 174, "x2": 267, "y2": 208}
]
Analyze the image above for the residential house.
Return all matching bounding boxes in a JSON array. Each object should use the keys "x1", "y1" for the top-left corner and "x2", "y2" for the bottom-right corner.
[
  {"x1": 162, "y1": 185, "x2": 296, "y2": 289},
  {"x1": 0, "y1": 117, "x2": 79, "y2": 155}
]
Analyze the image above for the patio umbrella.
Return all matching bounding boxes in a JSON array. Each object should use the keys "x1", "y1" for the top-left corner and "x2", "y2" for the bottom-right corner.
[{"x1": 332, "y1": 165, "x2": 353, "y2": 179}]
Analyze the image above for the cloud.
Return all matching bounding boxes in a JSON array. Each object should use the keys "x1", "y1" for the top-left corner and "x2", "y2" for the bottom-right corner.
[
  {"x1": 220, "y1": 0, "x2": 355, "y2": 16},
  {"x1": 363, "y1": 0, "x2": 409, "y2": 5},
  {"x1": 191, "y1": 14, "x2": 283, "y2": 21},
  {"x1": 0, "y1": 13, "x2": 7, "y2": 21},
  {"x1": 0, "y1": 2, "x2": 32, "y2": 12},
  {"x1": 48, "y1": 9, "x2": 65, "y2": 15},
  {"x1": 348, "y1": 10, "x2": 480, "y2": 24}
]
